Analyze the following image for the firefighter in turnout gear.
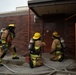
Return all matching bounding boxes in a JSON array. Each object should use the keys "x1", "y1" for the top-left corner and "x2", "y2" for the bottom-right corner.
[
  {"x1": 28, "y1": 32, "x2": 45, "y2": 68},
  {"x1": 50, "y1": 31, "x2": 64, "y2": 62},
  {"x1": 0, "y1": 24, "x2": 19, "y2": 65}
]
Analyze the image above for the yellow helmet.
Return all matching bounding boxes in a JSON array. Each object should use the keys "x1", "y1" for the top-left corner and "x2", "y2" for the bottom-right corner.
[
  {"x1": 33, "y1": 32, "x2": 41, "y2": 39},
  {"x1": 8, "y1": 24, "x2": 15, "y2": 27},
  {"x1": 52, "y1": 31, "x2": 60, "y2": 37},
  {"x1": 7, "y1": 24, "x2": 15, "y2": 29}
]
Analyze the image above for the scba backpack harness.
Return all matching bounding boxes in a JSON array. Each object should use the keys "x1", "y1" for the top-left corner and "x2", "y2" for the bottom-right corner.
[
  {"x1": 28, "y1": 38, "x2": 43, "y2": 68},
  {"x1": 28, "y1": 38, "x2": 41, "y2": 54},
  {"x1": 57, "y1": 37, "x2": 66, "y2": 62},
  {"x1": 60, "y1": 37, "x2": 66, "y2": 49}
]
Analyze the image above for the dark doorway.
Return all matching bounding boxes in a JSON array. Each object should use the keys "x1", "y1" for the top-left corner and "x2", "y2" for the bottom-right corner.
[
  {"x1": 44, "y1": 23, "x2": 56, "y2": 53},
  {"x1": 43, "y1": 20, "x2": 65, "y2": 53}
]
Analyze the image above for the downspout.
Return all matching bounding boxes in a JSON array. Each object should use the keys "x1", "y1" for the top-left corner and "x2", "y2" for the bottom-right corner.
[
  {"x1": 75, "y1": 23, "x2": 76, "y2": 61},
  {"x1": 25, "y1": 7, "x2": 31, "y2": 62},
  {"x1": 28, "y1": 7, "x2": 31, "y2": 43}
]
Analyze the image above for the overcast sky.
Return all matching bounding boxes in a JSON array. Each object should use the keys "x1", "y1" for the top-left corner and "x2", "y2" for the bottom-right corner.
[{"x1": 0, "y1": 0, "x2": 28, "y2": 13}]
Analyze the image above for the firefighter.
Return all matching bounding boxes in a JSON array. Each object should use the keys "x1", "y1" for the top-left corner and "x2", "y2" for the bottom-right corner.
[
  {"x1": 28, "y1": 32, "x2": 45, "y2": 68},
  {"x1": 50, "y1": 31, "x2": 64, "y2": 62},
  {"x1": 0, "y1": 24, "x2": 19, "y2": 65}
]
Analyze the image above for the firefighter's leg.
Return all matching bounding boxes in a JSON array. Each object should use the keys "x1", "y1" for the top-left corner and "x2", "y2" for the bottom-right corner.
[
  {"x1": 9, "y1": 45, "x2": 19, "y2": 59},
  {"x1": 50, "y1": 53, "x2": 57, "y2": 61},
  {"x1": 55, "y1": 51, "x2": 64, "y2": 62},
  {"x1": 50, "y1": 51, "x2": 64, "y2": 61},
  {"x1": 0, "y1": 48, "x2": 2, "y2": 65},
  {"x1": 0, "y1": 49, "x2": 3, "y2": 66},
  {"x1": 0, "y1": 46, "x2": 8, "y2": 66},
  {"x1": 29, "y1": 54, "x2": 43, "y2": 68},
  {"x1": 0, "y1": 48, "x2": 2, "y2": 57},
  {"x1": 50, "y1": 51, "x2": 60, "y2": 61},
  {"x1": 58, "y1": 54, "x2": 64, "y2": 62},
  {"x1": 0, "y1": 58, "x2": 3, "y2": 66},
  {"x1": 36, "y1": 56, "x2": 43, "y2": 67},
  {"x1": 29, "y1": 54, "x2": 37, "y2": 68},
  {"x1": 0, "y1": 46, "x2": 8, "y2": 59},
  {"x1": 29, "y1": 54, "x2": 34, "y2": 68}
]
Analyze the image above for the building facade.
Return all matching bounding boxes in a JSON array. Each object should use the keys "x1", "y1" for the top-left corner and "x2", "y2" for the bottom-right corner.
[
  {"x1": 28, "y1": 0, "x2": 76, "y2": 59},
  {"x1": 0, "y1": 1, "x2": 76, "y2": 59}
]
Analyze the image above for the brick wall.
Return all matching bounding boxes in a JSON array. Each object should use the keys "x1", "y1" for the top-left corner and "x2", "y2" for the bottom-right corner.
[
  {"x1": 0, "y1": 15, "x2": 42, "y2": 56},
  {"x1": 0, "y1": 13, "x2": 75, "y2": 59}
]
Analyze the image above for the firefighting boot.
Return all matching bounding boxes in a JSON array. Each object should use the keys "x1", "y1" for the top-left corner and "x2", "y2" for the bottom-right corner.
[{"x1": 12, "y1": 47, "x2": 19, "y2": 59}]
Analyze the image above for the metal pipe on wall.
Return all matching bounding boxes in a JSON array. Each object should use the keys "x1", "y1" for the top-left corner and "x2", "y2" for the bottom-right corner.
[{"x1": 75, "y1": 23, "x2": 76, "y2": 61}]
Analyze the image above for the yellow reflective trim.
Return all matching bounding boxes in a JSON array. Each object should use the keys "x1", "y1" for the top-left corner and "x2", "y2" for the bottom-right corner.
[
  {"x1": 0, "y1": 46, "x2": 2, "y2": 48},
  {"x1": 57, "y1": 44, "x2": 61, "y2": 48},
  {"x1": 12, "y1": 54, "x2": 17, "y2": 58},
  {"x1": 2, "y1": 40, "x2": 6, "y2": 43},
  {"x1": 35, "y1": 46, "x2": 40, "y2": 50},
  {"x1": 33, "y1": 60, "x2": 36, "y2": 66},
  {"x1": 58, "y1": 55, "x2": 62, "y2": 59},
  {"x1": 56, "y1": 51, "x2": 61, "y2": 54},
  {"x1": 31, "y1": 54, "x2": 41, "y2": 67},
  {"x1": 31, "y1": 54, "x2": 40, "y2": 58}
]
